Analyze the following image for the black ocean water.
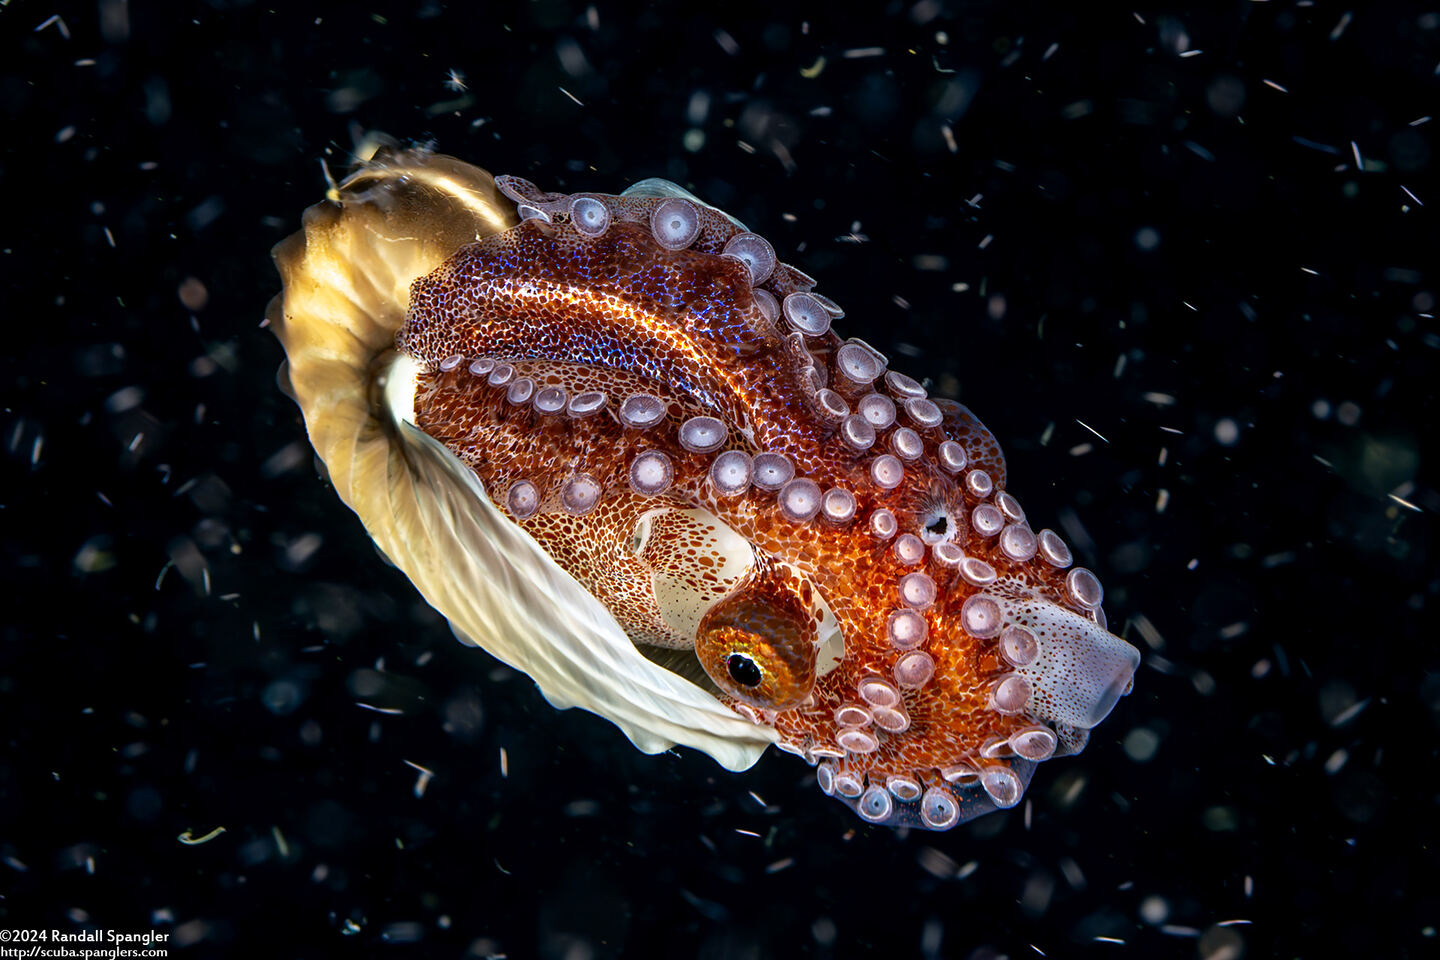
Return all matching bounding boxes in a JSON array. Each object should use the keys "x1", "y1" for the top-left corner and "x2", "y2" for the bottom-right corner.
[{"x1": 2, "y1": 2, "x2": 1435, "y2": 957}]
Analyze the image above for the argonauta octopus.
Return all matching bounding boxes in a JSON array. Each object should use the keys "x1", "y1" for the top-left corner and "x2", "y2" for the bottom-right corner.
[{"x1": 268, "y1": 147, "x2": 1140, "y2": 830}]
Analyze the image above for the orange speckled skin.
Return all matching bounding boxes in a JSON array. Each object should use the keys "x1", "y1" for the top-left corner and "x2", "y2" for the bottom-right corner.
[{"x1": 398, "y1": 179, "x2": 1106, "y2": 818}]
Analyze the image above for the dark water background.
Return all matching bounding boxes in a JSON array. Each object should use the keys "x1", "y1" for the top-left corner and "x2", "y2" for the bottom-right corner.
[{"x1": 3, "y1": 1, "x2": 1436, "y2": 957}]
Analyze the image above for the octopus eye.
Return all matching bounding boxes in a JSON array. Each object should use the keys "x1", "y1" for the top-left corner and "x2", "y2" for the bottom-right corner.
[
  {"x1": 695, "y1": 569, "x2": 817, "y2": 710},
  {"x1": 726, "y1": 653, "x2": 763, "y2": 688}
]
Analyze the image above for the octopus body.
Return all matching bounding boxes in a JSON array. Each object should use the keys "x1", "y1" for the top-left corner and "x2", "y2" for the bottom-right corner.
[{"x1": 270, "y1": 149, "x2": 1140, "y2": 830}]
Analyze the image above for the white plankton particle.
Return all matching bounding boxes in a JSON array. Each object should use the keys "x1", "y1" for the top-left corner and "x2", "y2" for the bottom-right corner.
[{"x1": 404, "y1": 760, "x2": 434, "y2": 798}]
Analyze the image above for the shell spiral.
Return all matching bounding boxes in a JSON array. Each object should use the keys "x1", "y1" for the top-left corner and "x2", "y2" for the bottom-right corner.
[{"x1": 268, "y1": 148, "x2": 1141, "y2": 830}]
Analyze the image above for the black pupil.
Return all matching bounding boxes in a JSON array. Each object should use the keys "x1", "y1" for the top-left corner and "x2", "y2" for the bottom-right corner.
[
  {"x1": 926, "y1": 515, "x2": 948, "y2": 536},
  {"x1": 726, "y1": 654, "x2": 763, "y2": 687}
]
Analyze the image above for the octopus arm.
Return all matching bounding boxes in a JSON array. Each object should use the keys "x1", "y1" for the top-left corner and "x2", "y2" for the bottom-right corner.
[
  {"x1": 269, "y1": 148, "x2": 776, "y2": 770},
  {"x1": 937, "y1": 399, "x2": 1007, "y2": 487}
]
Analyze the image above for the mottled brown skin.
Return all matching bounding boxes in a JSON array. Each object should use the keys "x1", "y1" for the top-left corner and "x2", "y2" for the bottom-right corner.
[{"x1": 401, "y1": 182, "x2": 1098, "y2": 796}]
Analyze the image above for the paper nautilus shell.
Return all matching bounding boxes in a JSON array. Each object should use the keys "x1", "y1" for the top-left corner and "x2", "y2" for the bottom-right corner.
[{"x1": 267, "y1": 146, "x2": 1140, "y2": 830}]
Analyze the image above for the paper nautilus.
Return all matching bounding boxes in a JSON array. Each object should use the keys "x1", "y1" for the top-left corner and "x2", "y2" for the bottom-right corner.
[{"x1": 267, "y1": 147, "x2": 1140, "y2": 830}]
